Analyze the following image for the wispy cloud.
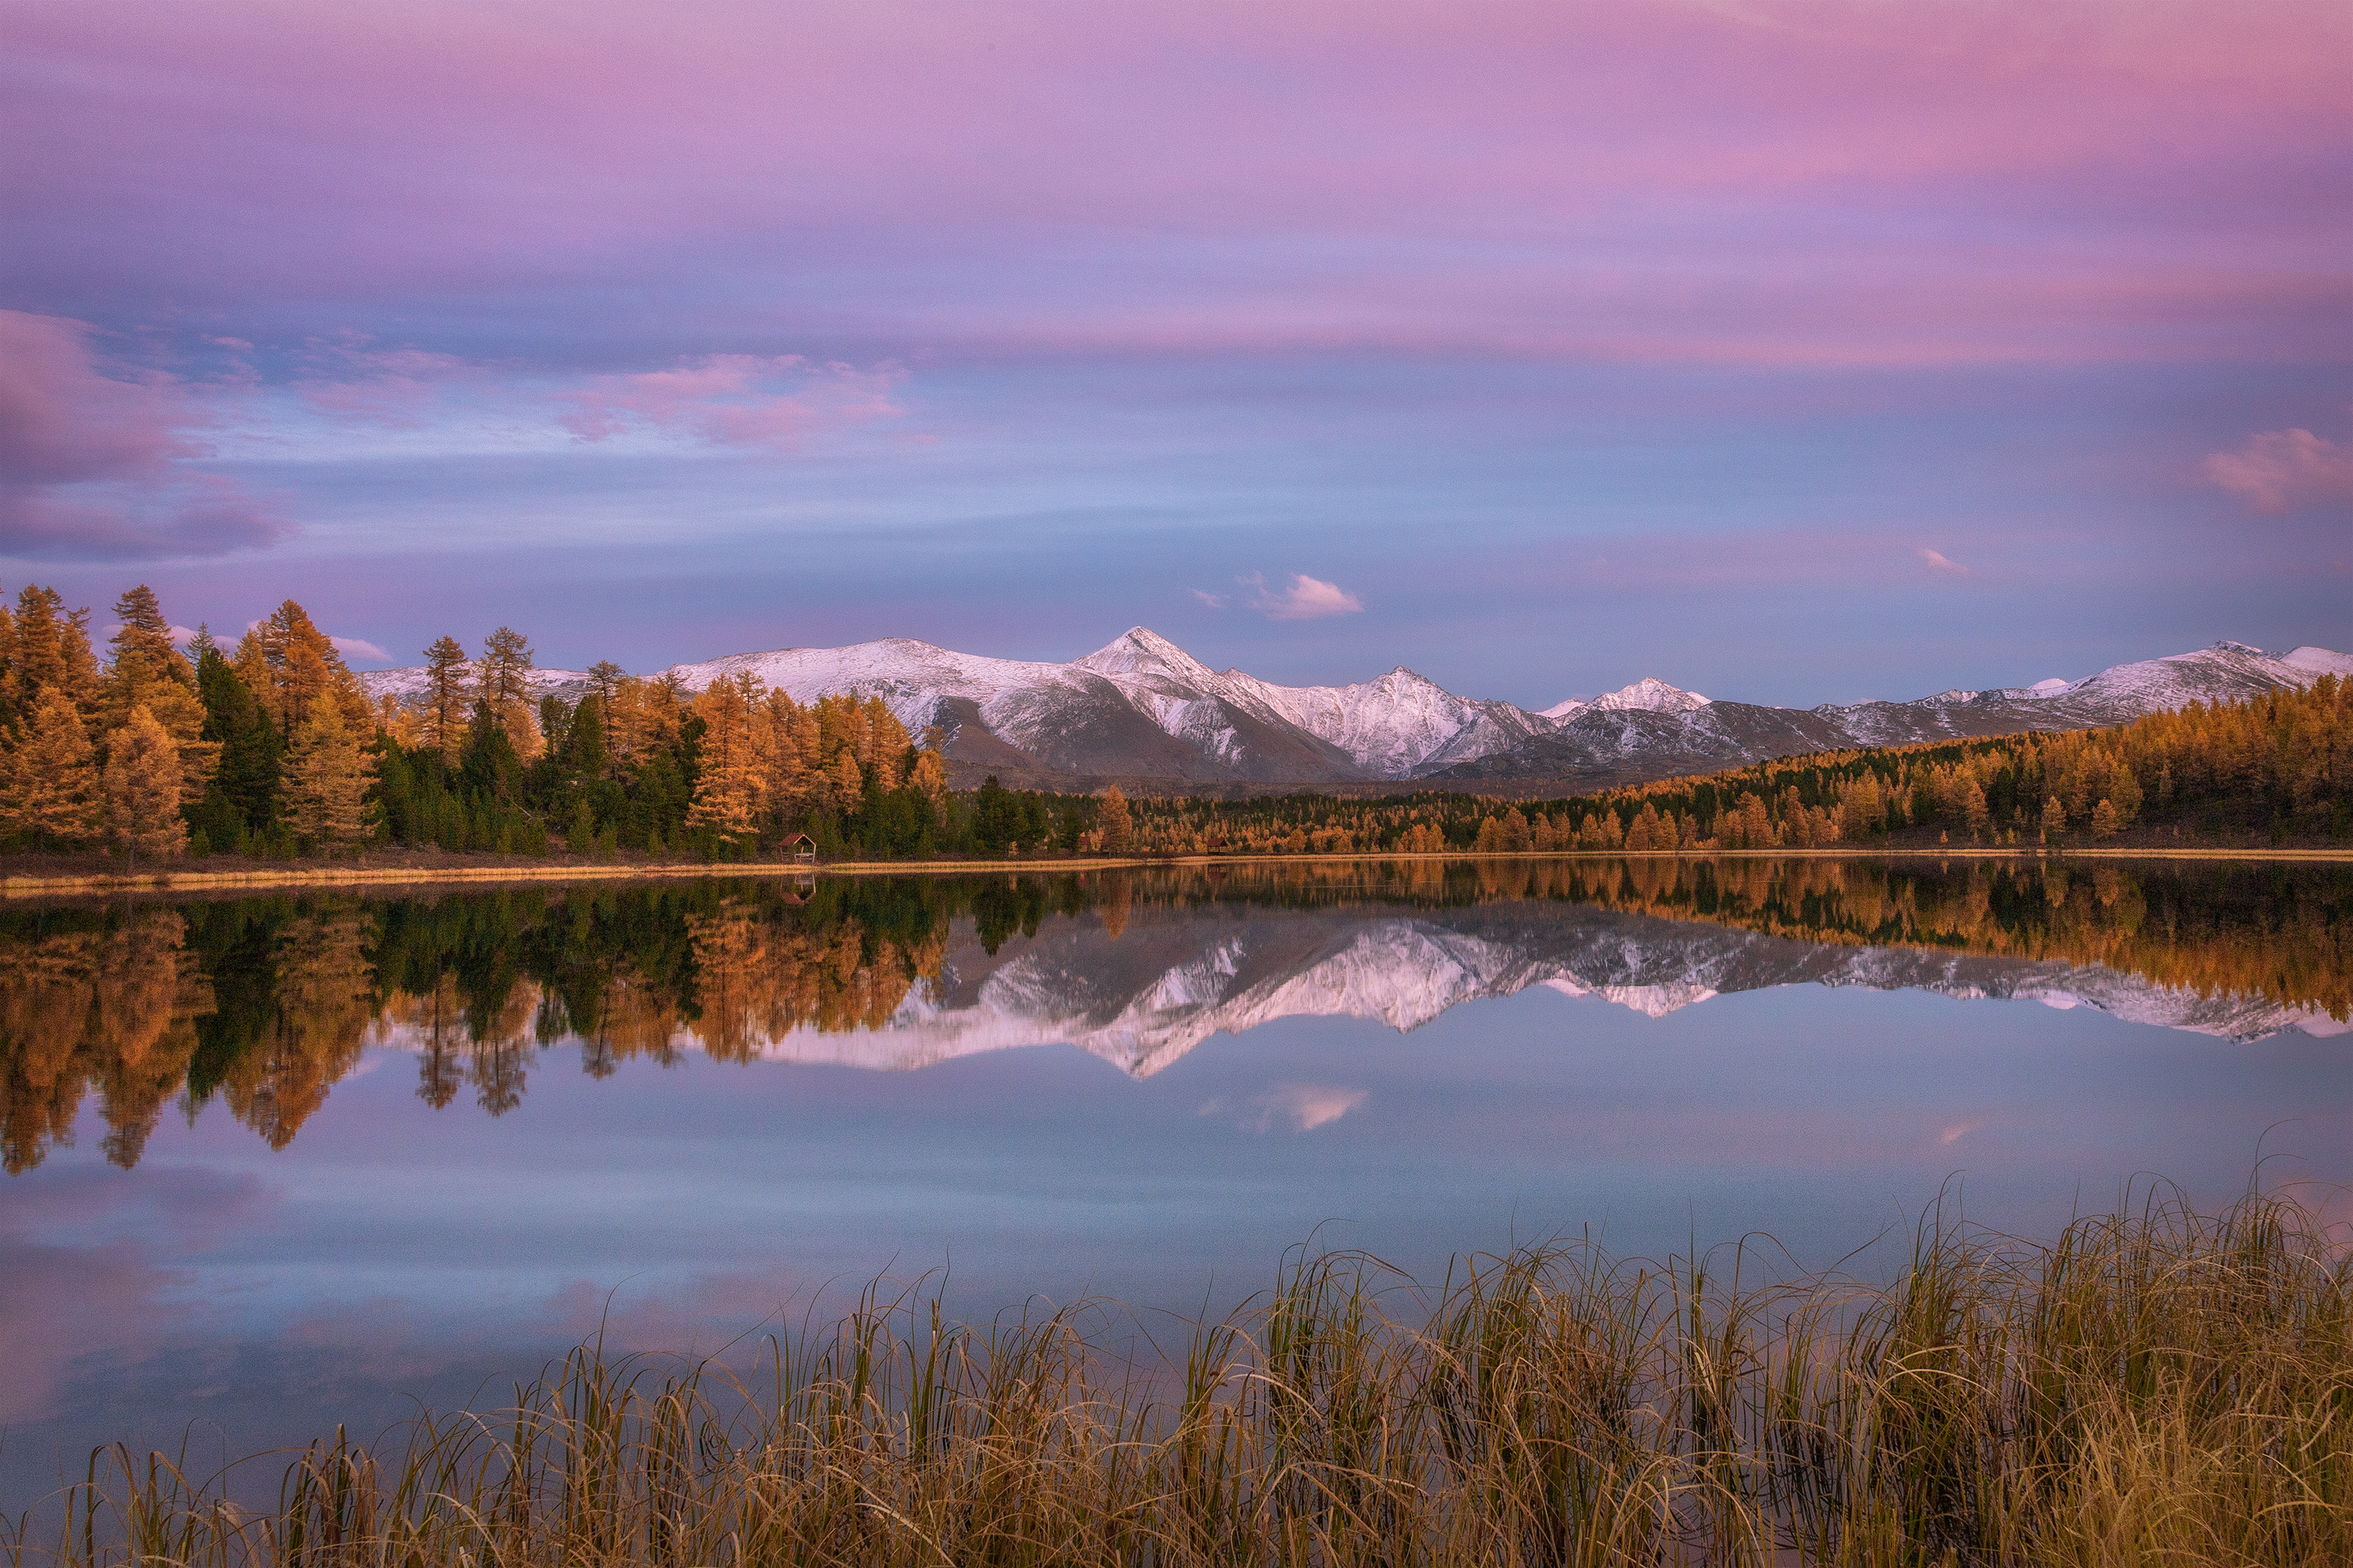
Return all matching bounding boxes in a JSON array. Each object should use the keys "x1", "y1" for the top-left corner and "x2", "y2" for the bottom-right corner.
[
  {"x1": 1240, "y1": 571, "x2": 1365, "y2": 620},
  {"x1": 297, "y1": 334, "x2": 471, "y2": 428},
  {"x1": 558, "y1": 355, "x2": 904, "y2": 452},
  {"x1": 2204, "y1": 426, "x2": 2353, "y2": 515},
  {"x1": 1918, "y1": 548, "x2": 1971, "y2": 576},
  {"x1": 1190, "y1": 588, "x2": 1228, "y2": 608},
  {"x1": 1202, "y1": 1083, "x2": 1368, "y2": 1134}
]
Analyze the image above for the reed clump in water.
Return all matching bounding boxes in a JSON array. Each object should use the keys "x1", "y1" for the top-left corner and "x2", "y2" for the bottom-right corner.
[{"x1": 15, "y1": 1189, "x2": 2352, "y2": 1567}]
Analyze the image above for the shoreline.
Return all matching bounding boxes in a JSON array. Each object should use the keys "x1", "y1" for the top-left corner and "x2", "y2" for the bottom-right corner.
[{"x1": 2, "y1": 842, "x2": 2346, "y2": 897}]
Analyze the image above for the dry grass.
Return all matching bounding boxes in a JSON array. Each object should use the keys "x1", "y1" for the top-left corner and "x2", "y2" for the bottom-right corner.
[{"x1": 12, "y1": 1189, "x2": 2352, "y2": 1567}]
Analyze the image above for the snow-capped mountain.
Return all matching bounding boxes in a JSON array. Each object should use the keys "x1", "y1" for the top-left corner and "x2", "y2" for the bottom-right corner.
[
  {"x1": 1438, "y1": 640, "x2": 2351, "y2": 790},
  {"x1": 357, "y1": 633, "x2": 2349, "y2": 790},
  {"x1": 371, "y1": 901, "x2": 2344, "y2": 1078}
]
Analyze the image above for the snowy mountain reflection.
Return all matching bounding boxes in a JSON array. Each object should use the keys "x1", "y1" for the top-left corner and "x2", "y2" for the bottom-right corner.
[{"x1": 4, "y1": 856, "x2": 2345, "y2": 1173}]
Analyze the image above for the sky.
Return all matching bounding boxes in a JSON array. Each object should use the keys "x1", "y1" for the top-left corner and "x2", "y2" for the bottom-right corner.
[{"x1": 2, "y1": 0, "x2": 2349, "y2": 709}]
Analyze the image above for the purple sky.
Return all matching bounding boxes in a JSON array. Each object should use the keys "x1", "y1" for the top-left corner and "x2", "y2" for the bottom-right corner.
[{"x1": 4, "y1": 0, "x2": 2349, "y2": 708}]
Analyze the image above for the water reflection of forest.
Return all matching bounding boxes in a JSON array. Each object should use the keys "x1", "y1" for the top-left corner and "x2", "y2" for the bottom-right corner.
[{"x1": 3, "y1": 856, "x2": 2344, "y2": 1174}]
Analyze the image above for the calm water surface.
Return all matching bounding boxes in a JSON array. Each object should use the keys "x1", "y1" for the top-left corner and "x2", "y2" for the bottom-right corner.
[{"x1": 1, "y1": 856, "x2": 2346, "y2": 1501}]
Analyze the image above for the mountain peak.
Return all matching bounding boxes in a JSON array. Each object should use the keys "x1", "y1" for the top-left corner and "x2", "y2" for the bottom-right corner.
[
  {"x1": 1074, "y1": 626, "x2": 1218, "y2": 683},
  {"x1": 1593, "y1": 676, "x2": 1711, "y2": 713}
]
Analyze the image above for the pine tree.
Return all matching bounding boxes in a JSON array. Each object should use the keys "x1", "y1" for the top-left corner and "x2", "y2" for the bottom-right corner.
[
  {"x1": 284, "y1": 704, "x2": 376, "y2": 851},
  {"x1": 457, "y1": 699, "x2": 524, "y2": 803},
  {"x1": 103, "y1": 706, "x2": 187, "y2": 867},
  {"x1": 195, "y1": 641, "x2": 282, "y2": 845},
  {"x1": 1, "y1": 690, "x2": 101, "y2": 846},
  {"x1": 565, "y1": 694, "x2": 609, "y2": 779},
  {"x1": 421, "y1": 635, "x2": 471, "y2": 762},
  {"x1": 1098, "y1": 785, "x2": 1133, "y2": 854}
]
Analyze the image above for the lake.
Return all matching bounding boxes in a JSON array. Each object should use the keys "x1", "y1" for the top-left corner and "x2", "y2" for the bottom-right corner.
[{"x1": 1, "y1": 854, "x2": 2346, "y2": 1506}]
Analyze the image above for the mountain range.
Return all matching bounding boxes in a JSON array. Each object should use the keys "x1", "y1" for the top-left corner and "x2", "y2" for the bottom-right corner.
[{"x1": 359, "y1": 632, "x2": 2353, "y2": 792}]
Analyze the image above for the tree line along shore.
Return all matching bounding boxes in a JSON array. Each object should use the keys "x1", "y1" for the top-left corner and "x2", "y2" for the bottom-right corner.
[{"x1": 0, "y1": 580, "x2": 2345, "y2": 876}]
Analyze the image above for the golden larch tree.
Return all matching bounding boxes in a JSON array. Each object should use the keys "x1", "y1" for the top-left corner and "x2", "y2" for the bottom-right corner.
[
  {"x1": 1098, "y1": 785, "x2": 1133, "y2": 854},
  {"x1": 101, "y1": 587, "x2": 217, "y2": 808},
  {"x1": 102, "y1": 706, "x2": 188, "y2": 866},
  {"x1": 685, "y1": 673, "x2": 761, "y2": 837},
  {"x1": 1, "y1": 689, "x2": 101, "y2": 846},
  {"x1": 236, "y1": 601, "x2": 370, "y2": 736},
  {"x1": 5, "y1": 585, "x2": 101, "y2": 720},
  {"x1": 283, "y1": 704, "x2": 376, "y2": 849}
]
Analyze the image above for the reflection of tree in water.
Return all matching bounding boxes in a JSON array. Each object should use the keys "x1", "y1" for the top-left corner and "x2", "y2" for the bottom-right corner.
[
  {"x1": 220, "y1": 912, "x2": 376, "y2": 1149},
  {"x1": 375, "y1": 974, "x2": 542, "y2": 1117},
  {"x1": 0, "y1": 909, "x2": 209, "y2": 1173},
  {"x1": 687, "y1": 908, "x2": 946, "y2": 1062},
  {"x1": 1, "y1": 859, "x2": 2341, "y2": 1173}
]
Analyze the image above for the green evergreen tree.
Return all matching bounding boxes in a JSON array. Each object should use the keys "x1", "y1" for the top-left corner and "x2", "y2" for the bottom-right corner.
[
  {"x1": 457, "y1": 699, "x2": 524, "y2": 803},
  {"x1": 196, "y1": 641, "x2": 282, "y2": 844},
  {"x1": 565, "y1": 694, "x2": 609, "y2": 779}
]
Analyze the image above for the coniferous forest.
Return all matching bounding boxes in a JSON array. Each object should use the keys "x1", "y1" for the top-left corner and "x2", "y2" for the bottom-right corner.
[{"x1": 0, "y1": 580, "x2": 2346, "y2": 872}]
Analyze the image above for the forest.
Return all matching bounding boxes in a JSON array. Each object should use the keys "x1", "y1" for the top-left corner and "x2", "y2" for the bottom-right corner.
[
  {"x1": 0, "y1": 579, "x2": 2343, "y2": 869},
  {"x1": 0, "y1": 583, "x2": 1033, "y2": 864}
]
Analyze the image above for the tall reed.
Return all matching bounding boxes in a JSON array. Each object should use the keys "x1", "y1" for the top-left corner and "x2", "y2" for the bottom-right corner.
[{"x1": 12, "y1": 1188, "x2": 2349, "y2": 1567}]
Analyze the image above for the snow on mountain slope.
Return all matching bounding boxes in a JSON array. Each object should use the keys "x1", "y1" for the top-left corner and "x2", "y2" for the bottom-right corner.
[
  {"x1": 667, "y1": 638, "x2": 1082, "y2": 738},
  {"x1": 357, "y1": 666, "x2": 591, "y2": 703},
  {"x1": 2005, "y1": 640, "x2": 2335, "y2": 723},
  {"x1": 2282, "y1": 646, "x2": 2353, "y2": 677},
  {"x1": 1545, "y1": 676, "x2": 1714, "y2": 719},
  {"x1": 1078, "y1": 629, "x2": 1552, "y2": 778}
]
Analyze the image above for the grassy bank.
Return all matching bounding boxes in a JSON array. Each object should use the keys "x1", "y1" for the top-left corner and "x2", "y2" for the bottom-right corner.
[
  {"x1": 17, "y1": 1190, "x2": 2353, "y2": 1565},
  {"x1": 4, "y1": 843, "x2": 2350, "y2": 898}
]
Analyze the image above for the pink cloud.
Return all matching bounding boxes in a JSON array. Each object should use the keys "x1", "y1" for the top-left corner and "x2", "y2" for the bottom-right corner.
[
  {"x1": 4, "y1": 1, "x2": 2347, "y2": 368},
  {"x1": 0, "y1": 311, "x2": 294, "y2": 560},
  {"x1": 2204, "y1": 427, "x2": 2353, "y2": 514},
  {"x1": 1918, "y1": 548, "x2": 1971, "y2": 576},
  {"x1": 558, "y1": 356, "x2": 904, "y2": 451},
  {"x1": 1243, "y1": 571, "x2": 1365, "y2": 620}
]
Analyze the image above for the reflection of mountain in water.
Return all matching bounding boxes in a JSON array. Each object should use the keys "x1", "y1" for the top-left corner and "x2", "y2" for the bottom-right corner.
[
  {"x1": 5, "y1": 859, "x2": 2344, "y2": 1173},
  {"x1": 738, "y1": 901, "x2": 2347, "y2": 1078}
]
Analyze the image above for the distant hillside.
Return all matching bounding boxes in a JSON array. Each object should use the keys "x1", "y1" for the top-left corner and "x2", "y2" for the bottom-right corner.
[{"x1": 1109, "y1": 674, "x2": 2353, "y2": 856}]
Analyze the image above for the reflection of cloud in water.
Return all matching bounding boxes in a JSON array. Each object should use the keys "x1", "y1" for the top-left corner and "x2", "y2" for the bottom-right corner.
[
  {"x1": 1203, "y1": 1084, "x2": 1368, "y2": 1133},
  {"x1": 0, "y1": 1165, "x2": 269, "y2": 1424}
]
